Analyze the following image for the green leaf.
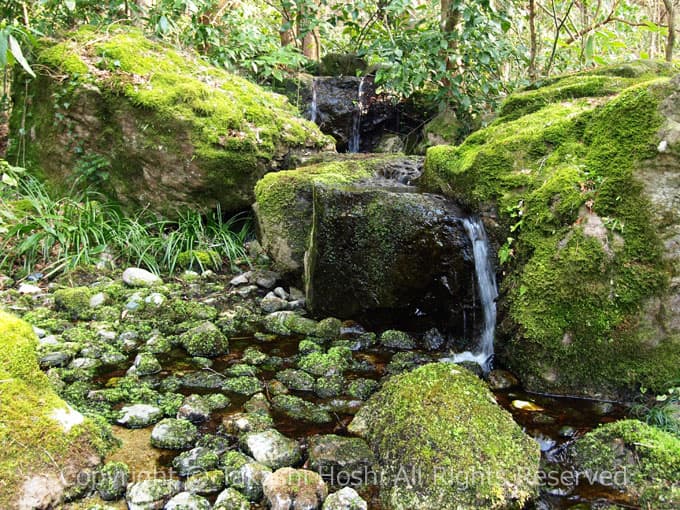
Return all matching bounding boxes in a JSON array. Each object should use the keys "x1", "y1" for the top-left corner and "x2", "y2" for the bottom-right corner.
[
  {"x1": 1, "y1": 173, "x2": 18, "y2": 187},
  {"x1": 0, "y1": 31, "x2": 8, "y2": 68},
  {"x1": 8, "y1": 35, "x2": 35, "y2": 77},
  {"x1": 158, "y1": 15, "x2": 170, "y2": 35}
]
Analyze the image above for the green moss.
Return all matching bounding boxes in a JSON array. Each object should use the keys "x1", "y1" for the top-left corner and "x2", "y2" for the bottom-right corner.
[
  {"x1": 53, "y1": 286, "x2": 93, "y2": 320},
  {"x1": 0, "y1": 310, "x2": 112, "y2": 506},
  {"x1": 177, "y1": 250, "x2": 222, "y2": 271},
  {"x1": 573, "y1": 420, "x2": 680, "y2": 508},
  {"x1": 422, "y1": 67, "x2": 679, "y2": 396},
  {"x1": 298, "y1": 346, "x2": 352, "y2": 377},
  {"x1": 271, "y1": 394, "x2": 333, "y2": 424},
  {"x1": 351, "y1": 363, "x2": 540, "y2": 509}
]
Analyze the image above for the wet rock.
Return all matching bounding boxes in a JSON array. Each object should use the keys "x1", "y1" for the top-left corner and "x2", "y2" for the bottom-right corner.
[
  {"x1": 221, "y1": 412, "x2": 273, "y2": 438},
  {"x1": 316, "y1": 317, "x2": 343, "y2": 340},
  {"x1": 69, "y1": 357, "x2": 101, "y2": 370},
  {"x1": 314, "y1": 375, "x2": 345, "y2": 398},
  {"x1": 298, "y1": 347, "x2": 351, "y2": 377},
  {"x1": 593, "y1": 401, "x2": 615, "y2": 415},
  {"x1": 322, "y1": 487, "x2": 368, "y2": 510},
  {"x1": 242, "y1": 347, "x2": 268, "y2": 365},
  {"x1": 378, "y1": 330, "x2": 416, "y2": 350},
  {"x1": 262, "y1": 467, "x2": 328, "y2": 510},
  {"x1": 165, "y1": 491, "x2": 211, "y2": 510},
  {"x1": 241, "y1": 429, "x2": 302, "y2": 470},
  {"x1": 299, "y1": 339, "x2": 323, "y2": 355},
  {"x1": 261, "y1": 294, "x2": 289, "y2": 313},
  {"x1": 185, "y1": 469, "x2": 225, "y2": 495},
  {"x1": 225, "y1": 363, "x2": 260, "y2": 377},
  {"x1": 422, "y1": 328, "x2": 445, "y2": 351},
  {"x1": 347, "y1": 379, "x2": 379, "y2": 401},
  {"x1": 268, "y1": 379, "x2": 290, "y2": 396},
  {"x1": 243, "y1": 393, "x2": 270, "y2": 415},
  {"x1": 221, "y1": 450, "x2": 272, "y2": 501},
  {"x1": 322, "y1": 398, "x2": 363, "y2": 415},
  {"x1": 179, "y1": 321, "x2": 229, "y2": 358},
  {"x1": 40, "y1": 351, "x2": 71, "y2": 369},
  {"x1": 126, "y1": 479, "x2": 182, "y2": 510},
  {"x1": 308, "y1": 435, "x2": 375, "y2": 478},
  {"x1": 96, "y1": 461, "x2": 130, "y2": 501},
  {"x1": 177, "y1": 395, "x2": 212, "y2": 424},
  {"x1": 182, "y1": 371, "x2": 226, "y2": 390},
  {"x1": 487, "y1": 369, "x2": 519, "y2": 390},
  {"x1": 150, "y1": 418, "x2": 199, "y2": 449},
  {"x1": 131, "y1": 352, "x2": 162, "y2": 376},
  {"x1": 255, "y1": 271, "x2": 280, "y2": 289},
  {"x1": 117, "y1": 404, "x2": 163, "y2": 428},
  {"x1": 214, "y1": 487, "x2": 251, "y2": 510},
  {"x1": 385, "y1": 351, "x2": 432, "y2": 374},
  {"x1": 511, "y1": 399, "x2": 544, "y2": 412},
  {"x1": 223, "y1": 376, "x2": 264, "y2": 396},
  {"x1": 276, "y1": 369, "x2": 315, "y2": 392},
  {"x1": 272, "y1": 394, "x2": 333, "y2": 424},
  {"x1": 172, "y1": 447, "x2": 220, "y2": 477},
  {"x1": 122, "y1": 268, "x2": 162, "y2": 288},
  {"x1": 196, "y1": 434, "x2": 232, "y2": 456}
]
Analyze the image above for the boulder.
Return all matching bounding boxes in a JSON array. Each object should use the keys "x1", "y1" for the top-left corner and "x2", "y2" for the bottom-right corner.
[
  {"x1": 221, "y1": 450, "x2": 271, "y2": 501},
  {"x1": 96, "y1": 461, "x2": 130, "y2": 501},
  {"x1": 422, "y1": 62, "x2": 680, "y2": 398},
  {"x1": 214, "y1": 487, "x2": 251, "y2": 510},
  {"x1": 178, "y1": 321, "x2": 229, "y2": 358},
  {"x1": 150, "y1": 418, "x2": 199, "y2": 450},
  {"x1": 122, "y1": 268, "x2": 162, "y2": 288},
  {"x1": 262, "y1": 467, "x2": 328, "y2": 510},
  {"x1": 165, "y1": 491, "x2": 211, "y2": 510},
  {"x1": 240, "y1": 429, "x2": 302, "y2": 470},
  {"x1": 307, "y1": 435, "x2": 374, "y2": 481},
  {"x1": 322, "y1": 488, "x2": 368, "y2": 510},
  {"x1": 571, "y1": 420, "x2": 680, "y2": 509},
  {"x1": 126, "y1": 479, "x2": 182, "y2": 510},
  {"x1": 253, "y1": 156, "x2": 476, "y2": 327},
  {"x1": 0, "y1": 311, "x2": 106, "y2": 508},
  {"x1": 117, "y1": 404, "x2": 163, "y2": 428},
  {"x1": 348, "y1": 363, "x2": 540, "y2": 509},
  {"x1": 8, "y1": 27, "x2": 332, "y2": 216}
]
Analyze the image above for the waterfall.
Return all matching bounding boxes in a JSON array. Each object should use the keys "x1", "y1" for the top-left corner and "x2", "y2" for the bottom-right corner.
[
  {"x1": 443, "y1": 216, "x2": 498, "y2": 372},
  {"x1": 348, "y1": 76, "x2": 366, "y2": 153},
  {"x1": 310, "y1": 78, "x2": 318, "y2": 124}
]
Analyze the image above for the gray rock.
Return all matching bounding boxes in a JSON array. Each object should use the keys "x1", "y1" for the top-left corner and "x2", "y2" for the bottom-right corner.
[
  {"x1": 308, "y1": 435, "x2": 375, "y2": 478},
  {"x1": 96, "y1": 461, "x2": 129, "y2": 501},
  {"x1": 126, "y1": 479, "x2": 182, "y2": 510},
  {"x1": 262, "y1": 467, "x2": 327, "y2": 510},
  {"x1": 254, "y1": 271, "x2": 279, "y2": 289},
  {"x1": 222, "y1": 376, "x2": 263, "y2": 396},
  {"x1": 185, "y1": 469, "x2": 225, "y2": 495},
  {"x1": 422, "y1": 328, "x2": 445, "y2": 351},
  {"x1": 273, "y1": 287, "x2": 289, "y2": 300},
  {"x1": 276, "y1": 369, "x2": 315, "y2": 392},
  {"x1": 487, "y1": 369, "x2": 519, "y2": 390},
  {"x1": 221, "y1": 412, "x2": 273, "y2": 438},
  {"x1": 69, "y1": 357, "x2": 101, "y2": 370},
  {"x1": 89, "y1": 292, "x2": 107, "y2": 308},
  {"x1": 322, "y1": 487, "x2": 368, "y2": 510},
  {"x1": 172, "y1": 447, "x2": 220, "y2": 477},
  {"x1": 214, "y1": 487, "x2": 251, "y2": 510},
  {"x1": 261, "y1": 294, "x2": 288, "y2": 313},
  {"x1": 165, "y1": 491, "x2": 211, "y2": 510},
  {"x1": 230, "y1": 272, "x2": 252, "y2": 286},
  {"x1": 122, "y1": 267, "x2": 162, "y2": 287},
  {"x1": 379, "y1": 330, "x2": 416, "y2": 350},
  {"x1": 150, "y1": 418, "x2": 199, "y2": 449},
  {"x1": 241, "y1": 429, "x2": 301, "y2": 470},
  {"x1": 18, "y1": 283, "x2": 42, "y2": 295},
  {"x1": 132, "y1": 352, "x2": 162, "y2": 376},
  {"x1": 221, "y1": 450, "x2": 271, "y2": 501},
  {"x1": 39, "y1": 351, "x2": 71, "y2": 369},
  {"x1": 178, "y1": 321, "x2": 229, "y2": 358},
  {"x1": 117, "y1": 404, "x2": 163, "y2": 428},
  {"x1": 177, "y1": 395, "x2": 212, "y2": 424},
  {"x1": 272, "y1": 395, "x2": 332, "y2": 424}
]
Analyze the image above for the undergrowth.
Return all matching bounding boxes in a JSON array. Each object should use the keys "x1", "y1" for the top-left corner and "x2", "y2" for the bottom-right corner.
[{"x1": 0, "y1": 161, "x2": 251, "y2": 278}]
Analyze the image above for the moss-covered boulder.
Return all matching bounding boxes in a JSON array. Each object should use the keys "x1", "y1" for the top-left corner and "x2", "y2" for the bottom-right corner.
[
  {"x1": 254, "y1": 155, "x2": 476, "y2": 322},
  {"x1": 8, "y1": 26, "x2": 332, "y2": 216},
  {"x1": 422, "y1": 61, "x2": 680, "y2": 398},
  {"x1": 571, "y1": 419, "x2": 680, "y2": 508},
  {"x1": 348, "y1": 363, "x2": 539, "y2": 509},
  {"x1": 0, "y1": 310, "x2": 110, "y2": 508}
]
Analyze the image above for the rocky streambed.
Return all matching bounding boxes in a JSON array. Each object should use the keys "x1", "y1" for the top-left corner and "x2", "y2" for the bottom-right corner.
[{"x1": 3, "y1": 263, "x2": 672, "y2": 510}]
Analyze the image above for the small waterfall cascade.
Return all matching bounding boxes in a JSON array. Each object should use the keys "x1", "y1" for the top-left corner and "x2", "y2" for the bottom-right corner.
[
  {"x1": 443, "y1": 216, "x2": 498, "y2": 372},
  {"x1": 309, "y1": 78, "x2": 318, "y2": 124},
  {"x1": 348, "y1": 76, "x2": 367, "y2": 153}
]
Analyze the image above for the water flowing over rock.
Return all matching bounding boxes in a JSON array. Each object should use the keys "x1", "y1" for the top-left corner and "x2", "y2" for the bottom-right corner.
[
  {"x1": 255, "y1": 155, "x2": 482, "y2": 333},
  {"x1": 8, "y1": 27, "x2": 332, "y2": 216}
]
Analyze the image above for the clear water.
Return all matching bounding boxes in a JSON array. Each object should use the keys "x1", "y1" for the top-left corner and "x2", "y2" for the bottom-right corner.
[{"x1": 348, "y1": 76, "x2": 366, "y2": 153}]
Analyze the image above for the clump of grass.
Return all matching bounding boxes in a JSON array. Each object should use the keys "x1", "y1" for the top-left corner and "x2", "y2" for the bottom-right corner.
[
  {"x1": 0, "y1": 161, "x2": 251, "y2": 278},
  {"x1": 632, "y1": 385, "x2": 680, "y2": 438}
]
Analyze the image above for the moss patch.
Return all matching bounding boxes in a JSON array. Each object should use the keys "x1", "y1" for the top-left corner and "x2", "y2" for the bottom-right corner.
[
  {"x1": 422, "y1": 65, "x2": 680, "y2": 397},
  {"x1": 351, "y1": 362, "x2": 540, "y2": 509},
  {"x1": 0, "y1": 309, "x2": 110, "y2": 507}
]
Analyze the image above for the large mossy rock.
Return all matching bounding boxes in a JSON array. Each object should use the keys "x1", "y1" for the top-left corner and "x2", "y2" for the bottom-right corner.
[
  {"x1": 8, "y1": 27, "x2": 332, "y2": 215},
  {"x1": 0, "y1": 310, "x2": 109, "y2": 509},
  {"x1": 571, "y1": 420, "x2": 680, "y2": 508},
  {"x1": 348, "y1": 363, "x2": 540, "y2": 509},
  {"x1": 422, "y1": 61, "x2": 680, "y2": 398},
  {"x1": 254, "y1": 155, "x2": 477, "y2": 325}
]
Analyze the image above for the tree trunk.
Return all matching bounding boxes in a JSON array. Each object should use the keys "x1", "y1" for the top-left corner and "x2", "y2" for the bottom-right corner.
[
  {"x1": 440, "y1": 0, "x2": 462, "y2": 71},
  {"x1": 663, "y1": 0, "x2": 675, "y2": 61},
  {"x1": 529, "y1": 0, "x2": 537, "y2": 81},
  {"x1": 302, "y1": 29, "x2": 320, "y2": 61}
]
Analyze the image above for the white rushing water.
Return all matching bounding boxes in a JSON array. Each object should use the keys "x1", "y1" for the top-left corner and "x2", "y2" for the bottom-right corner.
[
  {"x1": 442, "y1": 216, "x2": 498, "y2": 372},
  {"x1": 310, "y1": 78, "x2": 318, "y2": 124},
  {"x1": 348, "y1": 76, "x2": 366, "y2": 153}
]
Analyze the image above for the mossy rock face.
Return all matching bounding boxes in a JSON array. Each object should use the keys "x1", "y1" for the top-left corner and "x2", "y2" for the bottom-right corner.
[
  {"x1": 571, "y1": 420, "x2": 680, "y2": 508},
  {"x1": 349, "y1": 363, "x2": 540, "y2": 509},
  {"x1": 421, "y1": 63, "x2": 680, "y2": 398},
  {"x1": 0, "y1": 310, "x2": 110, "y2": 508},
  {"x1": 8, "y1": 26, "x2": 333, "y2": 216}
]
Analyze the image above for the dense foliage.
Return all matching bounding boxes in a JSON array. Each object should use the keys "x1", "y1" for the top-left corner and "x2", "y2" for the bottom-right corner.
[{"x1": 1, "y1": 0, "x2": 677, "y2": 117}]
